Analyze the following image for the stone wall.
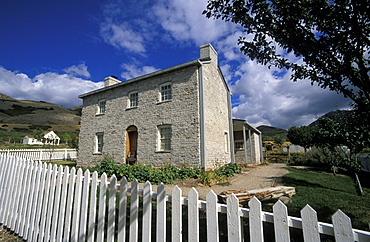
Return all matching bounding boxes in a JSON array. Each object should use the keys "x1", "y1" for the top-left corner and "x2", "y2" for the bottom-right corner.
[
  {"x1": 78, "y1": 64, "x2": 202, "y2": 167},
  {"x1": 201, "y1": 44, "x2": 232, "y2": 168}
]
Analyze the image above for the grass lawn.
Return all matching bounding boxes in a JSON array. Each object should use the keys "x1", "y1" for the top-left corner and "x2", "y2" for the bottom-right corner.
[
  {"x1": 46, "y1": 160, "x2": 76, "y2": 167},
  {"x1": 281, "y1": 167, "x2": 370, "y2": 231}
]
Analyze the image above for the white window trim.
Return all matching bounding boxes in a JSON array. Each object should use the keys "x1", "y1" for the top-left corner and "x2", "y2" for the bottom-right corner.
[
  {"x1": 159, "y1": 82, "x2": 172, "y2": 103},
  {"x1": 224, "y1": 131, "x2": 230, "y2": 154},
  {"x1": 97, "y1": 99, "x2": 106, "y2": 115},
  {"x1": 157, "y1": 125, "x2": 171, "y2": 152},
  {"x1": 95, "y1": 132, "x2": 104, "y2": 154},
  {"x1": 127, "y1": 91, "x2": 139, "y2": 108}
]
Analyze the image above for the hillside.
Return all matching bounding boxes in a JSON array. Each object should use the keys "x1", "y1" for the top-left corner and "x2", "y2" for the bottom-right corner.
[
  {"x1": 0, "y1": 94, "x2": 81, "y2": 133},
  {"x1": 257, "y1": 125, "x2": 288, "y2": 140}
]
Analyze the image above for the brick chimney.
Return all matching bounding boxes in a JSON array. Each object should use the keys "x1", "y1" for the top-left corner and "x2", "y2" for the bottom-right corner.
[
  {"x1": 200, "y1": 43, "x2": 218, "y2": 65},
  {"x1": 104, "y1": 75, "x2": 120, "y2": 87}
]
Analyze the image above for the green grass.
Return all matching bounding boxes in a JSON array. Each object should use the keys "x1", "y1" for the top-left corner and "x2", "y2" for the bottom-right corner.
[
  {"x1": 281, "y1": 167, "x2": 370, "y2": 231},
  {"x1": 46, "y1": 160, "x2": 76, "y2": 167}
]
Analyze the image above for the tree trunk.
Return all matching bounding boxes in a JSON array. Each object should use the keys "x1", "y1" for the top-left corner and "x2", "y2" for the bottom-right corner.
[{"x1": 352, "y1": 172, "x2": 365, "y2": 196}]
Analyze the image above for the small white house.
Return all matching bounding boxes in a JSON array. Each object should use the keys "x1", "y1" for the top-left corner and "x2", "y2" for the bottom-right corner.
[{"x1": 23, "y1": 131, "x2": 60, "y2": 146}]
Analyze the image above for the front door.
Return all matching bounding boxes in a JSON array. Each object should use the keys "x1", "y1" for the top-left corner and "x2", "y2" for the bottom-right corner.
[{"x1": 126, "y1": 125, "x2": 138, "y2": 164}]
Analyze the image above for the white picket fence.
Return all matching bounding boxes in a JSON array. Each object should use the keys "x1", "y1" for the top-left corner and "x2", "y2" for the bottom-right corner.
[
  {"x1": 0, "y1": 149, "x2": 77, "y2": 161},
  {"x1": 0, "y1": 155, "x2": 370, "y2": 241}
]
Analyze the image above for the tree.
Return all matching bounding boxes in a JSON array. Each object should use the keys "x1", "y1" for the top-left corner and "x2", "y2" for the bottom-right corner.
[
  {"x1": 273, "y1": 134, "x2": 285, "y2": 147},
  {"x1": 312, "y1": 113, "x2": 369, "y2": 196},
  {"x1": 203, "y1": 0, "x2": 370, "y2": 114},
  {"x1": 287, "y1": 126, "x2": 316, "y2": 152}
]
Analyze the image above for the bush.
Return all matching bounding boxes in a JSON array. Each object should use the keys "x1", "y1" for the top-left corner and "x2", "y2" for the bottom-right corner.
[{"x1": 89, "y1": 155, "x2": 241, "y2": 185}]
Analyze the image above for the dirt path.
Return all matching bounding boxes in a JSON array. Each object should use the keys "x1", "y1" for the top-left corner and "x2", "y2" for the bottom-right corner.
[{"x1": 151, "y1": 163, "x2": 290, "y2": 200}]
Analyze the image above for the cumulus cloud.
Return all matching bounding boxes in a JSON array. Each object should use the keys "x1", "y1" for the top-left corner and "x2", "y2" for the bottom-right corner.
[
  {"x1": 100, "y1": 22, "x2": 146, "y2": 53},
  {"x1": 63, "y1": 63, "x2": 91, "y2": 78},
  {"x1": 0, "y1": 66, "x2": 103, "y2": 108},
  {"x1": 152, "y1": 0, "x2": 235, "y2": 45},
  {"x1": 121, "y1": 63, "x2": 160, "y2": 80},
  {"x1": 229, "y1": 59, "x2": 350, "y2": 129}
]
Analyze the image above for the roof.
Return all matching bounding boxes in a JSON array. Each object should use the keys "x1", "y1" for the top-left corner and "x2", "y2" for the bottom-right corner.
[
  {"x1": 79, "y1": 59, "x2": 202, "y2": 99},
  {"x1": 233, "y1": 119, "x2": 261, "y2": 134}
]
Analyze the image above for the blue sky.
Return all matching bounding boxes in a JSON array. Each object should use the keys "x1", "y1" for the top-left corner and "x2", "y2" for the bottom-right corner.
[{"x1": 0, "y1": 0, "x2": 350, "y2": 129}]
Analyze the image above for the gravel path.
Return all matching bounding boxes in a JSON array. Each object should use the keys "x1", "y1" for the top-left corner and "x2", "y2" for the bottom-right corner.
[{"x1": 152, "y1": 162, "x2": 290, "y2": 200}]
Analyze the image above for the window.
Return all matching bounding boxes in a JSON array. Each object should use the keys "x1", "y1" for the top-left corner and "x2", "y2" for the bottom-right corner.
[
  {"x1": 95, "y1": 133, "x2": 104, "y2": 153},
  {"x1": 224, "y1": 131, "x2": 230, "y2": 153},
  {"x1": 235, "y1": 141, "x2": 244, "y2": 150},
  {"x1": 160, "y1": 83, "x2": 172, "y2": 102},
  {"x1": 98, "y1": 99, "x2": 106, "y2": 114},
  {"x1": 128, "y1": 91, "x2": 138, "y2": 108},
  {"x1": 158, "y1": 125, "x2": 171, "y2": 151}
]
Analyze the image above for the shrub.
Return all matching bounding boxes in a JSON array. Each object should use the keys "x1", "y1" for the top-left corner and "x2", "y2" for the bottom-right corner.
[{"x1": 215, "y1": 163, "x2": 242, "y2": 177}]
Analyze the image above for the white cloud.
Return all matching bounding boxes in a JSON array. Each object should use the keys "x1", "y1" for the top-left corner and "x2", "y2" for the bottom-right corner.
[
  {"x1": 152, "y1": 0, "x2": 234, "y2": 45},
  {"x1": 229, "y1": 60, "x2": 350, "y2": 129},
  {"x1": 121, "y1": 63, "x2": 160, "y2": 80},
  {"x1": 100, "y1": 22, "x2": 146, "y2": 53},
  {"x1": 63, "y1": 63, "x2": 91, "y2": 78},
  {"x1": 0, "y1": 66, "x2": 103, "y2": 108}
]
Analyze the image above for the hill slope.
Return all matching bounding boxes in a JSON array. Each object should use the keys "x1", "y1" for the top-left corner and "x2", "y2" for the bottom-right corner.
[{"x1": 0, "y1": 94, "x2": 81, "y2": 132}]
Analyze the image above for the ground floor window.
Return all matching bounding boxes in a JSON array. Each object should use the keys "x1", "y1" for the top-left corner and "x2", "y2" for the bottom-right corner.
[
  {"x1": 95, "y1": 132, "x2": 104, "y2": 153},
  {"x1": 158, "y1": 125, "x2": 171, "y2": 151}
]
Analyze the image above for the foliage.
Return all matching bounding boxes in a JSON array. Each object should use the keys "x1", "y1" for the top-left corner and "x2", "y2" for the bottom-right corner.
[
  {"x1": 287, "y1": 126, "x2": 317, "y2": 152},
  {"x1": 281, "y1": 167, "x2": 370, "y2": 231},
  {"x1": 215, "y1": 162, "x2": 242, "y2": 177},
  {"x1": 203, "y1": 0, "x2": 370, "y2": 114},
  {"x1": 89, "y1": 154, "x2": 241, "y2": 185},
  {"x1": 272, "y1": 134, "x2": 285, "y2": 147}
]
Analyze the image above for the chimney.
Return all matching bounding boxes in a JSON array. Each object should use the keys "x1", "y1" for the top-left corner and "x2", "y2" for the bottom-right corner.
[
  {"x1": 104, "y1": 75, "x2": 120, "y2": 87},
  {"x1": 200, "y1": 43, "x2": 218, "y2": 65}
]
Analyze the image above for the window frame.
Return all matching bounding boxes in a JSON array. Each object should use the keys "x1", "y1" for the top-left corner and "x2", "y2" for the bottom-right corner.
[
  {"x1": 128, "y1": 91, "x2": 139, "y2": 108},
  {"x1": 157, "y1": 125, "x2": 172, "y2": 152},
  {"x1": 159, "y1": 82, "x2": 172, "y2": 102},
  {"x1": 95, "y1": 132, "x2": 104, "y2": 154},
  {"x1": 97, "y1": 99, "x2": 106, "y2": 115},
  {"x1": 224, "y1": 131, "x2": 230, "y2": 153}
]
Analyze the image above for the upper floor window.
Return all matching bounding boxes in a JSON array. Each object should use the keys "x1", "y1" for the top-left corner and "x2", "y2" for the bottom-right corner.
[
  {"x1": 160, "y1": 82, "x2": 172, "y2": 102},
  {"x1": 128, "y1": 91, "x2": 138, "y2": 108},
  {"x1": 158, "y1": 125, "x2": 171, "y2": 151},
  {"x1": 224, "y1": 131, "x2": 230, "y2": 153},
  {"x1": 97, "y1": 99, "x2": 106, "y2": 114},
  {"x1": 95, "y1": 132, "x2": 104, "y2": 153}
]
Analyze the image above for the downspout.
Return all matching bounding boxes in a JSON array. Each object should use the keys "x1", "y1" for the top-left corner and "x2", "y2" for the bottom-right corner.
[
  {"x1": 198, "y1": 62, "x2": 206, "y2": 169},
  {"x1": 228, "y1": 93, "x2": 235, "y2": 163}
]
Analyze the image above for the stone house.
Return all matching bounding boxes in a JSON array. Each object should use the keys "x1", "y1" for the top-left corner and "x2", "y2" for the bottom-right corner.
[{"x1": 78, "y1": 44, "x2": 236, "y2": 169}]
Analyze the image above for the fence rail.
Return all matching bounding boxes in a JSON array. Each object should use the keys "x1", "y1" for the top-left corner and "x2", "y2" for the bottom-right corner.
[
  {"x1": 0, "y1": 155, "x2": 369, "y2": 241},
  {"x1": 0, "y1": 149, "x2": 77, "y2": 161}
]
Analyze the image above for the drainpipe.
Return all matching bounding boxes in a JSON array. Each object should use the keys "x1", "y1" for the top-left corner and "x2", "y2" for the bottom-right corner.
[
  {"x1": 198, "y1": 62, "x2": 206, "y2": 169},
  {"x1": 228, "y1": 93, "x2": 235, "y2": 163}
]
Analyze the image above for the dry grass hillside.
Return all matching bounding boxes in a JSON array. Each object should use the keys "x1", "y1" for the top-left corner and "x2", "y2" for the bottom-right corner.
[{"x1": 0, "y1": 93, "x2": 81, "y2": 133}]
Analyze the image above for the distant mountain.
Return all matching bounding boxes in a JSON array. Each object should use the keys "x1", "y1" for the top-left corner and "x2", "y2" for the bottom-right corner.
[
  {"x1": 257, "y1": 125, "x2": 288, "y2": 140},
  {"x1": 308, "y1": 110, "x2": 352, "y2": 127},
  {"x1": 0, "y1": 94, "x2": 81, "y2": 132}
]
